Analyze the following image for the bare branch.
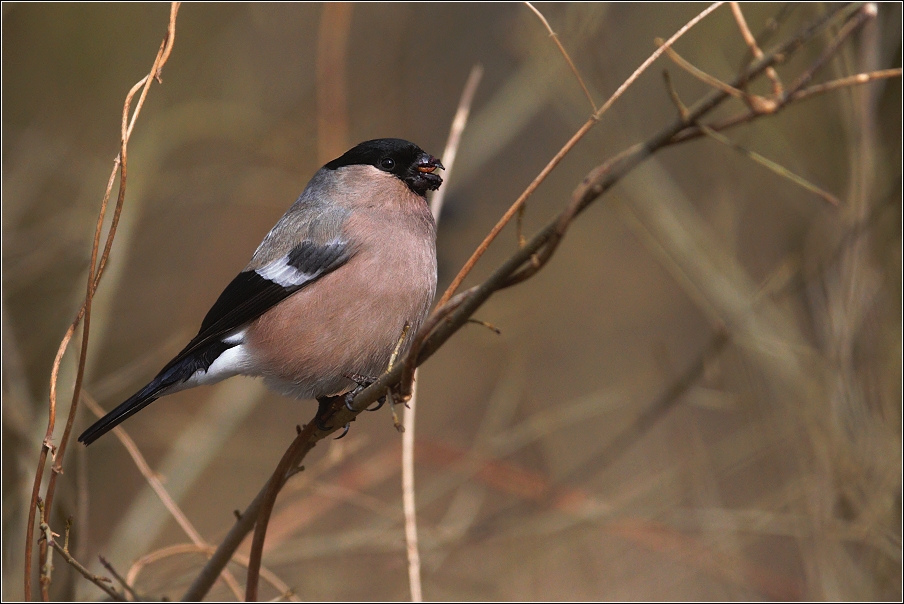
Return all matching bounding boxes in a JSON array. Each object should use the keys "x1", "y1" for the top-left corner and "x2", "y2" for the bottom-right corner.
[
  {"x1": 430, "y1": 64, "x2": 484, "y2": 221},
  {"x1": 788, "y1": 68, "x2": 902, "y2": 103},
  {"x1": 525, "y1": 2, "x2": 597, "y2": 112},
  {"x1": 37, "y1": 501, "x2": 124, "y2": 602},
  {"x1": 25, "y1": 5, "x2": 182, "y2": 600},
  {"x1": 98, "y1": 557, "x2": 139, "y2": 602}
]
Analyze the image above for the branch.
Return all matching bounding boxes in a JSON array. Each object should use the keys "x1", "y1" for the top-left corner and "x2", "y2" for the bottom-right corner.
[
  {"x1": 668, "y1": 4, "x2": 884, "y2": 145},
  {"x1": 730, "y1": 2, "x2": 783, "y2": 95},
  {"x1": 525, "y1": 2, "x2": 597, "y2": 112},
  {"x1": 37, "y1": 505, "x2": 125, "y2": 602},
  {"x1": 402, "y1": 63, "x2": 485, "y2": 604},
  {"x1": 98, "y1": 557, "x2": 140, "y2": 602},
  {"x1": 25, "y1": 4, "x2": 181, "y2": 601}
]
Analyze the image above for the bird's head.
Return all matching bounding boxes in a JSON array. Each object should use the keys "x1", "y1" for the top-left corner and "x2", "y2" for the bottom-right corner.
[{"x1": 325, "y1": 138, "x2": 444, "y2": 197}]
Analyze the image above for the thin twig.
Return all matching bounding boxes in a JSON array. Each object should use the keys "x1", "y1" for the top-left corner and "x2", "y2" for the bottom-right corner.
[
  {"x1": 37, "y1": 501, "x2": 124, "y2": 601},
  {"x1": 525, "y1": 2, "x2": 597, "y2": 112},
  {"x1": 787, "y1": 68, "x2": 902, "y2": 103},
  {"x1": 669, "y1": 65, "x2": 902, "y2": 144},
  {"x1": 592, "y1": 2, "x2": 725, "y2": 122},
  {"x1": 660, "y1": 40, "x2": 748, "y2": 100},
  {"x1": 430, "y1": 64, "x2": 484, "y2": 222},
  {"x1": 99, "y1": 556, "x2": 140, "y2": 602},
  {"x1": 244, "y1": 421, "x2": 320, "y2": 601},
  {"x1": 435, "y1": 1, "x2": 725, "y2": 309},
  {"x1": 782, "y1": 3, "x2": 876, "y2": 99},
  {"x1": 389, "y1": 324, "x2": 412, "y2": 432},
  {"x1": 667, "y1": 9, "x2": 888, "y2": 146},
  {"x1": 699, "y1": 125, "x2": 840, "y2": 205},
  {"x1": 25, "y1": 5, "x2": 181, "y2": 600},
  {"x1": 46, "y1": 539, "x2": 125, "y2": 601},
  {"x1": 663, "y1": 70, "x2": 690, "y2": 119},
  {"x1": 401, "y1": 382, "x2": 422, "y2": 602},
  {"x1": 730, "y1": 2, "x2": 783, "y2": 95},
  {"x1": 400, "y1": 61, "x2": 485, "y2": 604},
  {"x1": 658, "y1": 37, "x2": 779, "y2": 114}
]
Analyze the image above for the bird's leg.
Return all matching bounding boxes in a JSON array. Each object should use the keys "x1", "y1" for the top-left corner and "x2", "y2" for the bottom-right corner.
[
  {"x1": 314, "y1": 395, "x2": 338, "y2": 431},
  {"x1": 315, "y1": 395, "x2": 352, "y2": 439},
  {"x1": 342, "y1": 373, "x2": 386, "y2": 411}
]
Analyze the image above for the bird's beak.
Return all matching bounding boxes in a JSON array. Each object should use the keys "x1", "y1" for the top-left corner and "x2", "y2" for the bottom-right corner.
[{"x1": 416, "y1": 154, "x2": 444, "y2": 174}]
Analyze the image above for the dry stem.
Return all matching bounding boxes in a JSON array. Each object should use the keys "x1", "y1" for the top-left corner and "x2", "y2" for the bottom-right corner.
[
  {"x1": 435, "y1": 1, "x2": 725, "y2": 309},
  {"x1": 25, "y1": 4, "x2": 181, "y2": 600}
]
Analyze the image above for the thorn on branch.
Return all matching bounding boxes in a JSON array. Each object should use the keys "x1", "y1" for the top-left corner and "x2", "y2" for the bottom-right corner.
[{"x1": 467, "y1": 319, "x2": 502, "y2": 335}]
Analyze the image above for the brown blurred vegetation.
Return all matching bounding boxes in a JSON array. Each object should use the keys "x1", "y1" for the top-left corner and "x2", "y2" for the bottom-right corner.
[{"x1": 3, "y1": 3, "x2": 902, "y2": 601}]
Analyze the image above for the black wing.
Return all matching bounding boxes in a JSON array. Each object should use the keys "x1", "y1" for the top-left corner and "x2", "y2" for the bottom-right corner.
[
  {"x1": 77, "y1": 239, "x2": 352, "y2": 446},
  {"x1": 165, "y1": 239, "x2": 352, "y2": 372}
]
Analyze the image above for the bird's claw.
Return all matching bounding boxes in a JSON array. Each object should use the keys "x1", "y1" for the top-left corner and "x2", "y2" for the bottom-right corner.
[
  {"x1": 342, "y1": 380, "x2": 375, "y2": 411},
  {"x1": 366, "y1": 395, "x2": 387, "y2": 412},
  {"x1": 334, "y1": 423, "x2": 351, "y2": 440}
]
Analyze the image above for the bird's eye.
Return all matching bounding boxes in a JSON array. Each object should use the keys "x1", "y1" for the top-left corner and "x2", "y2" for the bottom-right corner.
[{"x1": 379, "y1": 157, "x2": 395, "y2": 171}]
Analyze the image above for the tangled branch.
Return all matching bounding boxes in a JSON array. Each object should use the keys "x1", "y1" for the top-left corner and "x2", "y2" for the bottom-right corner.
[{"x1": 25, "y1": 4, "x2": 181, "y2": 601}]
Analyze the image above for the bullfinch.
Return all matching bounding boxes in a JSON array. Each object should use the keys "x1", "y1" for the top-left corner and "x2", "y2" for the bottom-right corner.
[{"x1": 78, "y1": 138, "x2": 443, "y2": 445}]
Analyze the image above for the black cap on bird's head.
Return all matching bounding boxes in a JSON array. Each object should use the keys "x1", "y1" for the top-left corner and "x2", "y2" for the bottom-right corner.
[{"x1": 325, "y1": 138, "x2": 444, "y2": 197}]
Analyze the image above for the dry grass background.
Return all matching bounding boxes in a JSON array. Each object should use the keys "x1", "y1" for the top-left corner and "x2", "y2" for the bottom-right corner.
[{"x1": 3, "y1": 3, "x2": 902, "y2": 601}]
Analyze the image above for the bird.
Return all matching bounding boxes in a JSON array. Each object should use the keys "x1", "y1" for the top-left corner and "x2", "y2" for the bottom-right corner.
[{"x1": 78, "y1": 138, "x2": 442, "y2": 446}]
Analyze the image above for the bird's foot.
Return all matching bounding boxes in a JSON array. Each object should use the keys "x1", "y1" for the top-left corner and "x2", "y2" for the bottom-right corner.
[{"x1": 342, "y1": 373, "x2": 384, "y2": 411}]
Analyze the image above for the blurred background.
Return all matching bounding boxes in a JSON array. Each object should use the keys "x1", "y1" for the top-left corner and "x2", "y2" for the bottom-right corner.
[{"x1": 3, "y1": 3, "x2": 901, "y2": 601}]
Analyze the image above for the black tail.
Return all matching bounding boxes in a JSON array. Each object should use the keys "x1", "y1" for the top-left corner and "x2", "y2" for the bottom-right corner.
[
  {"x1": 78, "y1": 373, "x2": 174, "y2": 445},
  {"x1": 78, "y1": 338, "x2": 240, "y2": 445}
]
